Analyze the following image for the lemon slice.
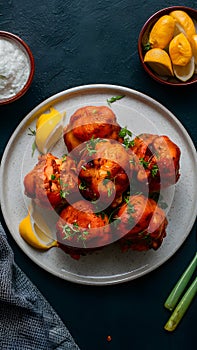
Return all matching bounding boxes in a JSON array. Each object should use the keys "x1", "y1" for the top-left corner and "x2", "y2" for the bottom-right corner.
[
  {"x1": 169, "y1": 10, "x2": 196, "y2": 39},
  {"x1": 149, "y1": 15, "x2": 175, "y2": 49},
  {"x1": 169, "y1": 33, "x2": 192, "y2": 66},
  {"x1": 144, "y1": 48, "x2": 174, "y2": 76},
  {"x1": 35, "y1": 106, "x2": 66, "y2": 154},
  {"x1": 173, "y1": 56, "x2": 195, "y2": 82},
  {"x1": 19, "y1": 206, "x2": 58, "y2": 250}
]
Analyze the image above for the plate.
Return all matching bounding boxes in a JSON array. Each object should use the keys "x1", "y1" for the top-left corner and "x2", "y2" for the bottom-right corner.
[{"x1": 1, "y1": 84, "x2": 197, "y2": 285}]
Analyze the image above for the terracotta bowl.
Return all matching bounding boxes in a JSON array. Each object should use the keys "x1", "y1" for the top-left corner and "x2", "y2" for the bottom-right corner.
[
  {"x1": 0, "y1": 31, "x2": 35, "y2": 104},
  {"x1": 138, "y1": 6, "x2": 197, "y2": 86}
]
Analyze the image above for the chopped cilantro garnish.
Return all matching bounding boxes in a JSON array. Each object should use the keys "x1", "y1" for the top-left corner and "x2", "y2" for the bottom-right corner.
[
  {"x1": 151, "y1": 164, "x2": 159, "y2": 177},
  {"x1": 31, "y1": 141, "x2": 37, "y2": 157},
  {"x1": 79, "y1": 181, "x2": 87, "y2": 190},
  {"x1": 125, "y1": 197, "x2": 135, "y2": 214},
  {"x1": 119, "y1": 126, "x2": 132, "y2": 138},
  {"x1": 62, "y1": 154, "x2": 67, "y2": 162},
  {"x1": 79, "y1": 137, "x2": 105, "y2": 157},
  {"x1": 59, "y1": 182, "x2": 69, "y2": 198},
  {"x1": 139, "y1": 158, "x2": 149, "y2": 169},
  {"x1": 139, "y1": 158, "x2": 159, "y2": 177},
  {"x1": 28, "y1": 128, "x2": 37, "y2": 157},
  {"x1": 60, "y1": 190, "x2": 69, "y2": 199},
  {"x1": 62, "y1": 222, "x2": 89, "y2": 248},
  {"x1": 119, "y1": 126, "x2": 135, "y2": 149},
  {"x1": 107, "y1": 187, "x2": 113, "y2": 197},
  {"x1": 107, "y1": 95, "x2": 125, "y2": 106},
  {"x1": 28, "y1": 128, "x2": 36, "y2": 136}
]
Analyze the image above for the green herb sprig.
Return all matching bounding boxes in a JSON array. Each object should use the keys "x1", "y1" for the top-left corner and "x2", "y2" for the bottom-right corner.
[
  {"x1": 107, "y1": 95, "x2": 125, "y2": 106},
  {"x1": 59, "y1": 181, "x2": 70, "y2": 198},
  {"x1": 79, "y1": 136, "x2": 103, "y2": 157},
  {"x1": 151, "y1": 164, "x2": 159, "y2": 177},
  {"x1": 79, "y1": 181, "x2": 87, "y2": 191},
  {"x1": 62, "y1": 222, "x2": 89, "y2": 248},
  {"x1": 139, "y1": 158, "x2": 149, "y2": 169},
  {"x1": 139, "y1": 157, "x2": 159, "y2": 177},
  {"x1": 62, "y1": 154, "x2": 67, "y2": 162},
  {"x1": 28, "y1": 128, "x2": 37, "y2": 157},
  {"x1": 119, "y1": 126, "x2": 135, "y2": 149},
  {"x1": 124, "y1": 197, "x2": 135, "y2": 213}
]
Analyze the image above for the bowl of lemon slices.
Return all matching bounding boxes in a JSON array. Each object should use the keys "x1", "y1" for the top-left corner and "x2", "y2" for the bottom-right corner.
[{"x1": 138, "y1": 6, "x2": 197, "y2": 86}]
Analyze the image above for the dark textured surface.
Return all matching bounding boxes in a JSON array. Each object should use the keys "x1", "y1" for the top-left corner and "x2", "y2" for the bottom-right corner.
[{"x1": 0, "y1": 1, "x2": 197, "y2": 349}]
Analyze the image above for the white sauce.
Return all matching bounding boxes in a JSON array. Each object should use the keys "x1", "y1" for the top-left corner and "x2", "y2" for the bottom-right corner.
[{"x1": 0, "y1": 37, "x2": 30, "y2": 99}]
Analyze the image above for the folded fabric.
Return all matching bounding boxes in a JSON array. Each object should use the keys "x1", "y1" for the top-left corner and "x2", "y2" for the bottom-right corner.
[{"x1": 0, "y1": 222, "x2": 80, "y2": 350}]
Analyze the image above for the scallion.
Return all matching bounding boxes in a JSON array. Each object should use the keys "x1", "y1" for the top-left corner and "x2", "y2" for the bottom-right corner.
[
  {"x1": 164, "y1": 276, "x2": 197, "y2": 332},
  {"x1": 164, "y1": 252, "x2": 197, "y2": 311}
]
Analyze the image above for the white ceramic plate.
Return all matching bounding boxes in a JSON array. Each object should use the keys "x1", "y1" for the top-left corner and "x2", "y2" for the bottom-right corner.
[{"x1": 1, "y1": 84, "x2": 197, "y2": 285}]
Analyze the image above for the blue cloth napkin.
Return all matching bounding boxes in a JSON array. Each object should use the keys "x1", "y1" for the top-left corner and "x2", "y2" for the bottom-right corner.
[{"x1": 0, "y1": 222, "x2": 80, "y2": 350}]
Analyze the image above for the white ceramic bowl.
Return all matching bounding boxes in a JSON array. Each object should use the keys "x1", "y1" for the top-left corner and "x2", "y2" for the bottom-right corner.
[{"x1": 0, "y1": 31, "x2": 35, "y2": 104}]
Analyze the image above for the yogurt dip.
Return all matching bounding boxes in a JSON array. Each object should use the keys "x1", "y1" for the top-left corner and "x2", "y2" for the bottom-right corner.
[{"x1": 0, "y1": 36, "x2": 31, "y2": 99}]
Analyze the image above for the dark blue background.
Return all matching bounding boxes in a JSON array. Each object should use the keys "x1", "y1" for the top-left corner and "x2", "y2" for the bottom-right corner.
[{"x1": 0, "y1": 1, "x2": 197, "y2": 349}]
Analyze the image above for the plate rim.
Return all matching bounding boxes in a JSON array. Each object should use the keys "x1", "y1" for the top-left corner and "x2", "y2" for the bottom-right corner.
[{"x1": 1, "y1": 83, "x2": 197, "y2": 285}]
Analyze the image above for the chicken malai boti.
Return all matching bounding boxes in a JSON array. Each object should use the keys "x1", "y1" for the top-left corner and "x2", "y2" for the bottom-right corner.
[
  {"x1": 115, "y1": 194, "x2": 168, "y2": 252},
  {"x1": 56, "y1": 200, "x2": 110, "y2": 259},
  {"x1": 24, "y1": 153, "x2": 78, "y2": 209},
  {"x1": 130, "y1": 133, "x2": 181, "y2": 191},
  {"x1": 64, "y1": 105, "x2": 123, "y2": 154},
  {"x1": 78, "y1": 138, "x2": 132, "y2": 208}
]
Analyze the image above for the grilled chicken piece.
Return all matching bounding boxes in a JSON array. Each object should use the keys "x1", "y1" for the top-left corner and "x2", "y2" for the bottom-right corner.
[
  {"x1": 115, "y1": 194, "x2": 168, "y2": 251},
  {"x1": 64, "y1": 105, "x2": 123, "y2": 154},
  {"x1": 78, "y1": 139, "x2": 132, "y2": 208},
  {"x1": 24, "y1": 153, "x2": 78, "y2": 209},
  {"x1": 56, "y1": 200, "x2": 110, "y2": 259},
  {"x1": 130, "y1": 134, "x2": 181, "y2": 191}
]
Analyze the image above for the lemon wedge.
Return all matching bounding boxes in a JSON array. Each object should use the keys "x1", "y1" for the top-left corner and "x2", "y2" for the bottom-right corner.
[
  {"x1": 144, "y1": 48, "x2": 174, "y2": 76},
  {"x1": 173, "y1": 56, "x2": 195, "y2": 82},
  {"x1": 149, "y1": 15, "x2": 175, "y2": 49},
  {"x1": 190, "y1": 34, "x2": 197, "y2": 65},
  {"x1": 169, "y1": 33, "x2": 192, "y2": 66},
  {"x1": 19, "y1": 207, "x2": 58, "y2": 250},
  {"x1": 170, "y1": 10, "x2": 196, "y2": 39},
  {"x1": 35, "y1": 106, "x2": 66, "y2": 154}
]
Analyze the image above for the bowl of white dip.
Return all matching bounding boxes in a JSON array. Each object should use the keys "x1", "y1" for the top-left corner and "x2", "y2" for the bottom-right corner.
[{"x1": 0, "y1": 31, "x2": 34, "y2": 104}]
